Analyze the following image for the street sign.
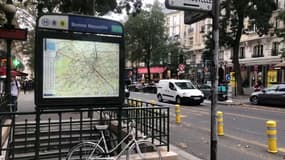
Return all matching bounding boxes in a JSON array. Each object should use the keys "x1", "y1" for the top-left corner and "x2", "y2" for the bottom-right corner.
[
  {"x1": 0, "y1": 28, "x2": 27, "y2": 40},
  {"x1": 178, "y1": 64, "x2": 185, "y2": 71},
  {"x1": 165, "y1": 0, "x2": 213, "y2": 12},
  {"x1": 38, "y1": 14, "x2": 123, "y2": 36},
  {"x1": 225, "y1": 74, "x2": 231, "y2": 81},
  {"x1": 184, "y1": 10, "x2": 211, "y2": 25}
]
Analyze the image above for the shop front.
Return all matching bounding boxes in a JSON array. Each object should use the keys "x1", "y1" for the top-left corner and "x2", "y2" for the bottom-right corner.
[
  {"x1": 226, "y1": 56, "x2": 281, "y2": 89},
  {"x1": 137, "y1": 66, "x2": 167, "y2": 82}
]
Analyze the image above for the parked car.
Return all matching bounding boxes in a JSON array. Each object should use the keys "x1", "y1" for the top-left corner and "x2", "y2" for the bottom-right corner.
[
  {"x1": 197, "y1": 84, "x2": 211, "y2": 100},
  {"x1": 156, "y1": 79, "x2": 204, "y2": 105},
  {"x1": 128, "y1": 82, "x2": 144, "y2": 92},
  {"x1": 250, "y1": 84, "x2": 285, "y2": 105},
  {"x1": 197, "y1": 84, "x2": 228, "y2": 101}
]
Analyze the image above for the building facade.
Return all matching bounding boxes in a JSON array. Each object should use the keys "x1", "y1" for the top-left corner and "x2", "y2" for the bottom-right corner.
[{"x1": 164, "y1": 1, "x2": 285, "y2": 88}]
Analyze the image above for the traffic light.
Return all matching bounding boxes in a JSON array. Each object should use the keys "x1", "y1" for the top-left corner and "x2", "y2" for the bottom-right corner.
[{"x1": 12, "y1": 59, "x2": 20, "y2": 67}]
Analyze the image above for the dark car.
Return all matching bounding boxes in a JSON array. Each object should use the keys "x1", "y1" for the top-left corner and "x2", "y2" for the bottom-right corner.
[
  {"x1": 198, "y1": 84, "x2": 212, "y2": 99},
  {"x1": 128, "y1": 82, "x2": 144, "y2": 92},
  {"x1": 198, "y1": 84, "x2": 227, "y2": 101},
  {"x1": 250, "y1": 84, "x2": 285, "y2": 105}
]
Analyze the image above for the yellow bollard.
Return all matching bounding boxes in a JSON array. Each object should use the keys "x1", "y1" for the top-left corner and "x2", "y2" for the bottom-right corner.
[
  {"x1": 150, "y1": 100, "x2": 158, "y2": 113},
  {"x1": 137, "y1": 99, "x2": 142, "y2": 107},
  {"x1": 128, "y1": 99, "x2": 132, "y2": 106},
  {"x1": 175, "y1": 105, "x2": 181, "y2": 124},
  {"x1": 217, "y1": 111, "x2": 224, "y2": 136},
  {"x1": 132, "y1": 99, "x2": 137, "y2": 107},
  {"x1": 150, "y1": 100, "x2": 156, "y2": 107},
  {"x1": 266, "y1": 120, "x2": 278, "y2": 153}
]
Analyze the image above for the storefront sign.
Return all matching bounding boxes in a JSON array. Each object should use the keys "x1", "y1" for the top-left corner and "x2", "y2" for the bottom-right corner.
[{"x1": 267, "y1": 70, "x2": 277, "y2": 87}]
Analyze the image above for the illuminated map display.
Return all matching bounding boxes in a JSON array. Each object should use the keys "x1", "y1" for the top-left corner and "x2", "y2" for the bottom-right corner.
[{"x1": 42, "y1": 38, "x2": 120, "y2": 98}]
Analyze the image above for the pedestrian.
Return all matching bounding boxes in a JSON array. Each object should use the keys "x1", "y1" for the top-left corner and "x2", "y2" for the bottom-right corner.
[
  {"x1": 11, "y1": 76, "x2": 20, "y2": 112},
  {"x1": 23, "y1": 78, "x2": 28, "y2": 94},
  {"x1": 253, "y1": 80, "x2": 262, "y2": 92}
]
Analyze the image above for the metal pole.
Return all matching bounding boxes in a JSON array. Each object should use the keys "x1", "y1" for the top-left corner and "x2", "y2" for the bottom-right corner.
[
  {"x1": 211, "y1": 0, "x2": 220, "y2": 159},
  {"x1": 5, "y1": 39, "x2": 12, "y2": 107},
  {"x1": 4, "y1": 0, "x2": 15, "y2": 112}
]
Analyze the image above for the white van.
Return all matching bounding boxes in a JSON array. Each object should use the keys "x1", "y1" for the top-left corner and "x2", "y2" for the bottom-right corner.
[{"x1": 156, "y1": 79, "x2": 204, "y2": 105}]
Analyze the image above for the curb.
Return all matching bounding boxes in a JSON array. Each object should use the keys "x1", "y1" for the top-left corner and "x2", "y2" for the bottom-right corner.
[{"x1": 203, "y1": 100, "x2": 245, "y2": 106}]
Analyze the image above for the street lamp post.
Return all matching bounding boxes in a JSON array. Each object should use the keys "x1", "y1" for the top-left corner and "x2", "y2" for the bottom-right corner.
[{"x1": 4, "y1": 0, "x2": 16, "y2": 112}]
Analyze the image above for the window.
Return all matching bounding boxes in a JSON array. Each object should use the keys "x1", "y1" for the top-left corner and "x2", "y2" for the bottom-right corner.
[
  {"x1": 175, "y1": 82, "x2": 195, "y2": 89},
  {"x1": 191, "y1": 54, "x2": 196, "y2": 64},
  {"x1": 272, "y1": 42, "x2": 279, "y2": 56},
  {"x1": 188, "y1": 27, "x2": 194, "y2": 33},
  {"x1": 278, "y1": 87, "x2": 285, "y2": 92},
  {"x1": 239, "y1": 47, "x2": 245, "y2": 59},
  {"x1": 189, "y1": 37, "x2": 193, "y2": 48},
  {"x1": 248, "y1": 23, "x2": 256, "y2": 32},
  {"x1": 252, "y1": 44, "x2": 264, "y2": 57},
  {"x1": 169, "y1": 82, "x2": 176, "y2": 90},
  {"x1": 200, "y1": 26, "x2": 205, "y2": 33}
]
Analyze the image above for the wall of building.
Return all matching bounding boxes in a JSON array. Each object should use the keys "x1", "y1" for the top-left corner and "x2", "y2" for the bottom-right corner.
[{"x1": 164, "y1": 4, "x2": 285, "y2": 87}]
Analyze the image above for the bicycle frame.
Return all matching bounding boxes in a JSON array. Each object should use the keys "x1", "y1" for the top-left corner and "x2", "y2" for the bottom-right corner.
[{"x1": 87, "y1": 123, "x2": 143, "y2": 160}]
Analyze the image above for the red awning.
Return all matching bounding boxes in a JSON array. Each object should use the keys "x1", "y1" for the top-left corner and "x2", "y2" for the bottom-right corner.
[
  {"x1": 138, "y1": 67, "x2": 167, "y2": 74},
  {"x1": 0, "y1": 67, "x2": 28, "y2": 77}
]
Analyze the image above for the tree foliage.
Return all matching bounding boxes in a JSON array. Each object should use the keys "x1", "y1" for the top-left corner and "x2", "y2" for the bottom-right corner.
[
  {"x1": 125, "y1": 2, "x2": 167, "y2": 82},
  {"x1": 36, "y1": 0, "x2": 142, "y2": 16},
  {"x1": 204, "y1": 0, "x2": 275, "y2": 95},
  {"x1": 0, "y1": 0, "x2": 143, "y2": 74}
]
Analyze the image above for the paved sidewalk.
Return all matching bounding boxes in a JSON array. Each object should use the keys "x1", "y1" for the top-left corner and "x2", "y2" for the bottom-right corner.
[
  {"x1": 203, "y1": 95, "x2": 250, "y2": 106},
  {"x1": 170, "y1": 145, "x2": 203, "y2": 160},
  {"x1": 218, "y1": 95, "x2": 250, "y2": 105}
]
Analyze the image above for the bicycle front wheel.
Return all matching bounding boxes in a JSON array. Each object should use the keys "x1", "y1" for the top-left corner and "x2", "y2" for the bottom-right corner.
[
  {"x1": 66, "y1": 142, "x2": 105, "y2": 160},
  {"x1": 127, "y1": 140, "x2": 162, "y2": 160}
]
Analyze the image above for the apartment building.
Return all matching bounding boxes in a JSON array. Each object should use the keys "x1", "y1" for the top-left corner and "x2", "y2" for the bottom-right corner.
[
  {"x1": 164, "y1": 9, "x2": 211, "y2": 83},
  {"x1": 164, "y1": 1, "x2": 285, "y2": 87}
]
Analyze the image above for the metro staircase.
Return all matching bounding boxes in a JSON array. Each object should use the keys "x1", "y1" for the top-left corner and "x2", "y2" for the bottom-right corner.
[{"x1": 8, "y1": 119, "x2": 115, "y2": 160}]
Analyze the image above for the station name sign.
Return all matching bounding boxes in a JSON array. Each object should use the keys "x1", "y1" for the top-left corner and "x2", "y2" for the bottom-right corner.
[
  {"x1": 38, "y1": 14, "x2": 123, "y2": 36},
  {"x1": 165, "y1": 0, "x2": 213, "y2": 12}
]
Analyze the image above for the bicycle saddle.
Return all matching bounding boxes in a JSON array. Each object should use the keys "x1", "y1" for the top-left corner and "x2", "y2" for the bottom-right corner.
[{"x1": 95, "y1": 125, "x2": 108, "y2": 130}]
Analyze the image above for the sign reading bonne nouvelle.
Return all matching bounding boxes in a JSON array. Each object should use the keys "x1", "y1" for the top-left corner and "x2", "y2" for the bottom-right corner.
[{"x1": 165, "y1": 0, "x2": 213, "y2": 12}]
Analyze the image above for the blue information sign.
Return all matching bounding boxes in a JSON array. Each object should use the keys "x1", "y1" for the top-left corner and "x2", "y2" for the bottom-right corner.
[
  {"x1": 38, "y1": 14, "x2": 123, "y2": 35},
  {"x1": 226, "y1": 74, "x2": 231, "y2": 81}
]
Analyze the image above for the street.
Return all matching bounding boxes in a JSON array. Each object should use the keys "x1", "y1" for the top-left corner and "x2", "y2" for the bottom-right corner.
[
  {"x1": 130, "y1": 92, "x2": 285, "y2": 160},
  {"x1": 16, "y1": 91, "x2": 285, "y2": 160}
]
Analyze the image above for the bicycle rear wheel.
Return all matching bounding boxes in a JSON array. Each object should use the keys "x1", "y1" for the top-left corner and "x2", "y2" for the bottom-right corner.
[
  {"x1": 127, "y1": 140, "x2": 162, "y2": 160},
  {"x1": 66, "y1": 142, "x2": 105, "y2": 160}
]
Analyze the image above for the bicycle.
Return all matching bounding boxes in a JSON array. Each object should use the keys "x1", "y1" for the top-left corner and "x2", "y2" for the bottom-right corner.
[{"x1": 66, "y1": 121, "x2": 162, "y2": 160}]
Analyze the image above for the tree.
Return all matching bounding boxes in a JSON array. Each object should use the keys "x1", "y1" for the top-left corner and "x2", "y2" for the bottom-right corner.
[
  {"x1": 125, "y1": 1, "x2": 166, "y2": 83},
  {"x1": 0, "y1": 0, "x2": 143, "y2": 75},
  {"x1": 36, "y1": 0, "x2": 142, "y2": 16},
  {"x1": 217, "y1": 0, "x2": 275, "y2": 95}
]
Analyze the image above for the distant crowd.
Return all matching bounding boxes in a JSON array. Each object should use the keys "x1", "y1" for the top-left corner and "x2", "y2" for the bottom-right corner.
[{"x1": 20, "y1": 79, "x2": 34, "y2": 94}]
